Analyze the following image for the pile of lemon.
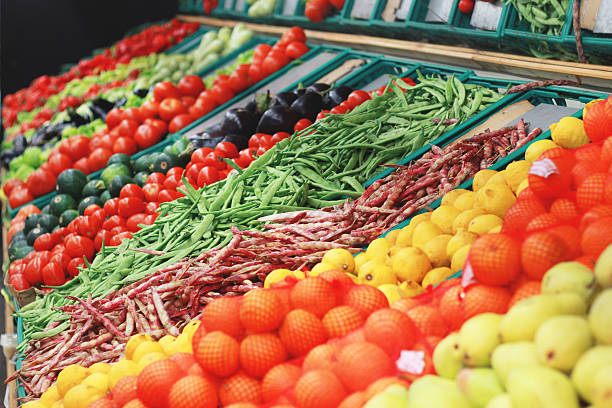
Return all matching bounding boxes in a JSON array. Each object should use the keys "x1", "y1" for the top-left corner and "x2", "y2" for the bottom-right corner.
[{"x1": 22, "y1": 321, "x2": 201, "y2": 408}]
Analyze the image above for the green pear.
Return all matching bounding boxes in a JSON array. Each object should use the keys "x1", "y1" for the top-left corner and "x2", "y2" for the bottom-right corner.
[
  {"x1": 407, "y1": 375, "x2": 471, "y2": 408},
  {"x1": 363, "y1": 384, "x2": 409, "y2": 408},
  {"x1": 499, "y1": 294, "x2": 586, "y2": 342},
  {"x1": 485, "y1": 394, "x2": 512, "y2": 408},
  {"x1": 434, "y1": 333, "x2": 463, "y2": 379},
  {"x1": 541, "y1": 262, "x2": 597, "y2": 303},
  {"x1": 491, "y1": 341, "x2": 539, "y2": 386},
  {"x1": 588, "y1": 289, "x2": 612, "y2": 344},
  {"x1": 571, "y1": 346, "x2": 612, "y2": 403},
  {"x1": 534, "y1": 315, "x2": 592, "y2": 372},
  {"x1": 456, "y1": 368, "x2": 504, "y2": 408},
  {"x1": 459, "y1": 313, "x2": 503, "y2": 367},
  {"x1": 595, "y1": 243, "x2": 612, "y2": 288},
  {"x1": 592, "y1": 366, "x2": 612, "y2": 408},
  {"x1": 507, "y1": 365, "x2": 579, "y2": 408}
]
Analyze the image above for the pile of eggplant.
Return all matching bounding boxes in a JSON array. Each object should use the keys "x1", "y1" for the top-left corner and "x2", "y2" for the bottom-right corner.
[{"x1": 186, "y1": 83, "x2": 354, "y2": 150}]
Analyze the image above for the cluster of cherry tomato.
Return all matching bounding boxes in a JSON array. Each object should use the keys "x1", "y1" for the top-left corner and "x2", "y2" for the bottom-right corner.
[
  {"x1": 2, "y1": 20, "x2": 199, "y2": 131},
  {"x1": 305, "y1": 0, "x2": 344, "y2": 22},
  {"x1": 458, "y1": 0, "x2": 495, "y2": 14}
]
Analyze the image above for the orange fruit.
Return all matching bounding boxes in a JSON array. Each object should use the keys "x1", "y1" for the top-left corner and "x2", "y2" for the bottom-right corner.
[
  {"x1": 364, "y1": 308, "x2": 417, "y2": 358},
  {"x1": 335, "y1": 342, "x2": 395, "y2": 392},
  {"x1": 335, "y1": 327, "x2": 367, "y2": 347},
  {"x1": 521, "y1": 232, "x2": 568, "y2": 280},
  {"x1": 401, "y1": 342, "x2": 435, "y2": 379},
  {"x1": 279, "y1": 309, "x2": 327, "y2": 357},
  {"x1": 548, "y1": 225, "x2": 581, "y2": 259},
  {"x1": 111, "y1": 375, "x2": 138, "y2": 407},
  {"x1": 502, "y1": 199, "x2": 547, "y2": 233},
  {"x1": 218, "y1": 372, "x2": 262, "y2": 406},
  {"x1": 240, "y1": 290, "x2": 286, "y2": 333},
  {"x1": 579, "y1": 204, "x2": 612, "y2": 232},
  {"x1": 202, "y1": 297, "x2": 244, "y2": 338},
  {"x1": 405, "y1": 305, "x2": 448, "y2": 337},
  {"x1": 322, "y1": 306, "x2": 364, "y2": 339},
  {"x1": 295, "y1": 369, "x2": 347, "y2": 408},
  {"x1": 582, "y1": 216, "x2": 612, "y2": 256},
  {"x1": 123, "y1": 399, "x2": 147, "y2": 408},
  {"x1": 550, "y1": 198, "x2": 579, "y2": 221},
  {"x1": 87, "y1": 397, "x2": 115, "y2": 408},
  {"x1": 574, "y1": 144, "x2": 602, "y2": 162},
  {"x1": 574, "y1": 254, "x2": 597, "y2": 269},
  {"x1": 539, "y1": 147, "x2": 566, "y2": 160},
  {"x1": 528, "y1": 156, "x2": 573, "y2": 201},
  {"x1": 390, "y1": 297, "x2": 421, "y2": 314},
  {"x1": 525, "y1": 213, "x2": 560, "y2": 232},
  {"x1": 239, "y1": 334, "x2": 288, "y2": 379},
  {"x1": 604, "y1": 174, "x2": 612, "y2": 204},
  {"x1": 342, "y1": 285, "x2": 388, "y2": 318},
  {"x1": 224, "y1": 404, "x2": 258, "y2": 408},
  {"x1": 168, "y1": 375, "x2": 217, "y2": 408},
  {"x1": 463, "y1": 284, "x2": 510, "y2": 318},
  {"x1": 437, "y1": 277, "x2": 461, "y2": 289},
  {"x1": 509, "y1": 280, "x2": 541, "y2": 309},
  {"x1": 439, "y1": 284, "x2": 466, "y2": 330},
  {"x1": 577, "y1": 173, "x2": 607, "y2": 210},
  {"x1": 193, "y1": 331, "x2": 239, "y2": 377},
  {"x1": 517, "y1": 186, "x2": 537, "y2": 201},
  {"x1": 426, "y1": 335, "x2": 443, "y2": 350},
  {"x1": 572, "y1": 161, "x2": 606, "y2": 188},
  {"x1": 261, "y1": 363, "x2": 301, "y2": 403},
  {"x1": 338, "y1": 392, "x2": 367, "y2": 408},
  {"x1": 303, "y1": 344, "x2": 340, "y2": 372},
  {"x1": 470, "y1": 234, "x2": 521, "y2": 285},
  {"x1": 290, "y1": 277, "x2": 338, "y2": 317},
  {"x1": 583, "y1": 99, "x2": 609, "y2": 142},
  {"x1": 601, "y1": 135, "x2": 612, "y2": 165},
  {"x1": 318, "y1": 269, "x2": 355, "y2": 286},
  {"x1": 364, "y1": 377, "x2": 409, "y2": 400},
  {"x1": 167, "y1": 353, "x2": 198, "y2": 374},
  {"x1": 137, "y1": 359, "x2": 184, "y2": 408}
]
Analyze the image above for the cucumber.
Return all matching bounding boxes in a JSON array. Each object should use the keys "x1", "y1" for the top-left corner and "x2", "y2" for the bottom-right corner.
[
  {"x1": 56, "y1": 169, "x2": 88, "y2": 200},
  {"x1": 109, "y1": 175, "x2": 133, "y2": 198},
  {"x1": 101, "y1": 163, "x2": 132, "y2": 186},
  {"x1": 50, "y1": 194, "x2": 77, "y2": 217},
  {"x1": 39, "y1": 214, "x2": 59, "y2": 232},
  {"x1": 59, "y1": 209, "x2": 79, "y2": 227},
  {"x1": 78, "y1": 196, "x2": 103, "y2": 215},
  {"x1": 153, "y1": 152, "x2": 179, "y2": 175},
  {"x1": 82, "y1": 179, "x2": 106, "y2": 197}
]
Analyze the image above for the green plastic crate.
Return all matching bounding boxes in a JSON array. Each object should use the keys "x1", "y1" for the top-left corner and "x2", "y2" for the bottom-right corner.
[
  {"x1": 405, "y1": 0, "x2": 464, "y2": 42},
  {"x1": 272, "y1": 0, "x2": 348, "y2": 31},
  {"x1": 447, "y1": 0, "x2": 509, "y2": 48}
]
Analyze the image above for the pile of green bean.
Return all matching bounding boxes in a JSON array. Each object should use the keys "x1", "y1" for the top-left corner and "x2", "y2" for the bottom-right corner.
[
  {"x1": 508, "y1": 0, "x2": 570, "y2": 36},
  {"x1": 17, "y1": 74, "x2": 503, "y2": 337}
]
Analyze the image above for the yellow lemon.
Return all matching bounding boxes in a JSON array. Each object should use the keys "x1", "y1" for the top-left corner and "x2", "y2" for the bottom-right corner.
[
  {"x1": 468, "y1": 214, "x2": 503, "y2": 235},
  {"x1": 377, "y1": 284, "x2": 406, "y2": 305},
  {"x1": 391, "y1": 247, "x2": 432, "y2": 283},
  {"x1": 23, "y1": 401, "x2": 51, "y2": 408},
  {"x1": 475, "y1": 183, "x2": 516, "y2": 217},
  {"x1": 525, "y1": 139, "x2": 558, "y2": 162},
  {"x1": 40, "y1": 385, "x2": 61, "y2": 407},
  {"x1": 366, "y1": 238, "x2": 391, "y2": 262},
  {"x1": 322, "y1": 248, "x2": 356, "y2": 274},
  {"x1": 354, "y1": 252, "x2": 369, "y2": 273},
  {"x1": 451, "y1": 244, "x2": 471, "y2": 273},
  {"x1": 423, "y1": 234, "x2": 452, "y2": 268},
  {"x1": 309, "y1": 263, "x2": 334, "y2": 276},
  {"x1": 346, "y1": 273, "x2": 359, "y2": 283},
  {"x1": 132, "y1": 341, "x2": 164, "y2": 363},
  {"x1": 452, "y1": 208, "x2": 486, "y2": 234},
  {"x1": 385, "y1": 229, "x2": 401, "y2": 246},
  {"x1": 395, "y1": 213, "x2": 431, "y2": 247},
  {"x1": 447, "y1": 231, "x2": 478, "y2": 258},
  {"x1": 51, "y1": 401, "x2": 64, "y2": 408},
  {"x1": 264, "y1": 268, "x2": 295, "y2": 287},
  {"x1": 56, "y1": 364, "x2": 89, "y2": 397},
  {"x1": 489, "y1": 225, "x2": 502, "y2": 233},
  {"x1": 515, "y1": 178, "x2": 529, "y2": 195},
  {"x1": 88, "y1": 363, "x2": 110, "y2": 375},
  {"x1": 63, "y1": 384, "x2": 104, "y2": 408},
  {"x1": 158, "y1": 335, "x2": 176, "y2": 355},
  {"x1": 504, "y1": 160, "x2": 531, "y2": 192},
  {"x1": 181, "y1": 320, "x2": 201, "y2": 342},
  {"x1": 388, "y1": 245, "x2": 402, "y2": 258},
  {"x1": 453, "y1": 191, "x2": 476, "y2": 211},
  {"x1": 81, "y1": 373, "x2": 109, "y2": 394},
  {"x1": 124, "y1": 334, "x2": 152, "y2": 361},
  {"x1": 412, "y1": 221, "x2": 443, "y2": 251},
  {"x1": 484, "y1": 171, "x2": 508, "y2": 187},
  {"x1": 136, "y1": 352, "x2": 167, "y2": 372},
  {"x1": 109, "y1": 360, "x2": 139, "y2": 389},
  {"x1": 358, "y1": 261, "x2": 396, "y2": 287},
  {"x1": 399, "y1": 281, "x2": 426, "y2": 297},
  {"x1": 422, "y1": 267, "x2": 455, "y2": 289},
  {"x1": 293, "y1": 270, "x2": 306, "y2": 279},
  {"x1": 472, "y1": 169, "x2": 497, "y2": 192},
  {"x1": 441, "y1": 189, "x2": 469, "y2": 206},
  {"x1": 551, "y1": 117, "x2": 589, "y2": 148},
  {"x1": 173, "y1": 333, "x2": 193, "y2": 353},
  {"x1": 431, "y1": 205, "x2": 461, "y2": 234}
]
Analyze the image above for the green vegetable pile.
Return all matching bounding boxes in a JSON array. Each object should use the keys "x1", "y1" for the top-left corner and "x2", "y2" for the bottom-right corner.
[{"x1": 508, "y1": 0, "x2": 569, "y2": 36}]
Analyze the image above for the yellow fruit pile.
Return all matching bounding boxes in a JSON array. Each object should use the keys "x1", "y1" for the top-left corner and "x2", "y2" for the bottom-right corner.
[{"x1": 24, "y1": 321, "x2": 201, "y2": 408}]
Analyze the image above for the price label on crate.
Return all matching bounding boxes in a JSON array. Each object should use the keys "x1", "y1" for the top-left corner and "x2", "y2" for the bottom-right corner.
[
  {"x1": 470, "y1": 0, "x2": 503, "y2": 31},
  {"x1": 283, "y1": 0, "x2": 298, "y2": 15},
  {"x1": 394, "y1": 0, "x2": 413, "y2": 20},
  {"x1": 351, "y1": 0, "x2": 378, "y2": 20},
  {"x1": 425, "y1": 0, "x2": 453, "y2": 23}
]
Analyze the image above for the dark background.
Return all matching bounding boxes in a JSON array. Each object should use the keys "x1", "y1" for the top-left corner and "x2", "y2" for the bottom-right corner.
[{"x1": 0, "y1": 0, "x2": 177, "y2": 398}]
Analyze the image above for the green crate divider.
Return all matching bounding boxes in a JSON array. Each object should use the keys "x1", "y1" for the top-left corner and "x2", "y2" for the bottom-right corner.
[
  {"x1": 337, "y1": 57, "x2": 419, "y2": 90},
  {"x1": 405, "y1": 0, "x2": 463, "y2": 41}
]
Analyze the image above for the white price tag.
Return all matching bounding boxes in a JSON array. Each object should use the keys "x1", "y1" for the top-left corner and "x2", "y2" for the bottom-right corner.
[
  {"x1": 528, "y1": 158, "x2": 559, "y2": 179},
  {"x1": 396, "y1": 350, "x2": 426, "y2": 374},
  {"x1": 425, "y1": 0, "x2": 453, "y2": 23},
  {"x1": 470, "y1": 0, "x2": 503, "y2": 31}
]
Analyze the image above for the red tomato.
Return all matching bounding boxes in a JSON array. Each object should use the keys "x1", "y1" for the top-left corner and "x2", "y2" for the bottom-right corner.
[
  {"x1": 256, "y1": 134, "x2": 273, "y2": 150},
  {"x1": 305, "y1": 0, "x2": 331, "y2": 22},
  {"x1": 8, "y1": 186, "x2": 33, "y2": 209},
  {"x1": 126, "y1": 213, "x2": 148, "y2": 232},
  {"x1": 210, "y1": 84, "x2": 234, "y2": 105},
  {"x1": 119, "y1": 184, "x2": 145, "y2": 200},
  {"x1": 110, "y1": 225, "x2": 125, "y2": 236},
  {"x1": 26, "y1": 169, "x2": 56, "y2": 197},
  {"x1": 113, "y1": 137, "x2": 138, "y2": 155},
  {"x1": 24, "y1": 257, "x2": 43, "y2": 285},
  {"x1": 280, "y1": 27, "x2": 306, "y2": 44},
  {"x1": 94, "y1": 230, "x2": 112, "y2": 251},
  {"x1": 65, "y1": 235, "x2": 95, "y2": 261},
  {"x1": 188, "y1": 102, "x2": 209, "y2": 120},
  {"x1": 123, "y1": 107, "x2": 143, "y2": 123},
  {"x1": 168, "y1": 113, "x2": 193, "y2": 133},
  {"x1": 106, "y1": 108, "x2": 124, "y2": 129},
  {"x1": 88, "y1": 148, "x2": 113, "y2": 171},
  {"x1": 3, "y1": 179, "x2": 24, "y2": 196},
  {"x1": 253, "y1": 43, "x2": 272, "y2": 65},
  {"x1": 83, "y1": 204, "x2": 101, "y2": 217},
  {"x1": 144, "y1": 118, "x2": 168, "y2": 135},
  {"x1": 134, "y1": 124, "x2": 162, "y2": 149},
  {"x1": 227, "y1": 70, "x2": 249, "y2": 93},
  {"x1": 330, "y1": 0, "x2": 344, "y2": 8},
  {"x1": 118, "y1": 197, "x2": 145, "y2": 218},
  {"x1": 181, "y1": 96, "x2": 196, "y2": 108},
  {"x1": 285, "y1": 42, "x2": 310, "y2": 59},
  {"x1": 191, "y1": 147, "x2": 214, "y2": 163},
  {"x1": 73, "y1": 157, "x2": 91, "y2": 174},
  {"x1": 47, "y1": 153, "x2": 73, "y2": 176},
  {"x1": 52, "y1": 228, "x2": 69, "y2": 243},
  {"x1": 9, "y1": 274, "x2": 30, "y2": 291},
  {"x1": 331, "y1": 104, "x2": 349, "y2": 115},
  {"x1": 178, "y1": 75, "x2": 205, "y2": 97},
  {"x1": 248, "y1": 64, "x2": 264, "y2": 84},
  {"x1": 42, "y1": 262, "x2": 65, "y2": 286},
  {"x1": 117, "y1": 119, "x2": 139, "y2": 138},
  {"x1": 143, "y1": 183, "x2": 162, "y2": 202},
  {"x1": 102, "y1": 215, "x2": 125, "y2": 231},
  {"x1": 66, "y1": 257, "x2": 85, "y2": 278},
  {"x1": 234, "y1": 149, "x2": 255, "y2": 169},
  {"x1": 146, "y1": 172, "x2": 166, "y2": 184},
  {"x1": 153, "y1": 81, "x2": 180, "y2": 101},
  {"x1": 33, "y1": 233, "x2": 55, "y2": 251},
  {"x1": 163, "y1": 174, "x2": 181, "y2": 190},
  {"x1": 294, "y1": 118, "x2": 312, "y2": 133},
  {"x1": 203, "y1": 151, "x2": 225, "y2": 170},
  {"x1": 458, "y1": 0, "x2": 474, "y2": 13},
  {"x1": 316, "y1": 110, "x2": 331, "y2": 122},
  {"x1": 197, "y1": 166, "x2": 220, "y2": 187},
  {"x1": 60, "y1": 135, "x2": 90, "y2": 161},
  {"x1": 143, "y1": 214, "x2": 156, "y2": 225},
  {"x1": 166, "y1": 167, "x2": 185, "y2": 179},
  {"x1": 158, "y1": 189, "x2": 177, "y2": 203},
  {"x1": 346, "y1": 90, "x2": 371, "y2": 108},
  {"x1": 140, "y1": 100, "x2": 159, "y2": 119},
  {"x1": 271, "y1": 132, "x2": 290, "y2": 145},
  {"x1": 110, "y1": 231, "x2": 132, "y2": 246},
  {"x1": 159, "y1": 98, "x2": 185, "y2": 121},
  {"x1": 186, "y1": 163, "x2": 205, "y2": 181},
  {"x1": 50, "y1": 252, "x2": 71, "y2": 271},
  {"x1": 262, "y1": 51, "x2": 290, "y2": 76},
  {"x1": 103, "y1": 198, "x2": 120, "y2": 216},
  {"x1": 76, "y1": 216, "x2": 99, "y2": 239},
  {"x1": 215, "y1": 142, "x2": 239, "y2": 159},
  {"x1": 98, "y1": 134, "x2": 114, "y2": 151},
  {"x1": 145, "y1": 202, "x2": 159, "y2": 215},
  {"x1": 37, "y1": 250, "x2": 51, "y2": 265}
]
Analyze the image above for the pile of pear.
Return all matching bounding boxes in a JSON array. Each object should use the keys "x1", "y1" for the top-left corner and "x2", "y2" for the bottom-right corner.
[{"x1": 404, "y1": 243, "x2": 612, "y2": 408}]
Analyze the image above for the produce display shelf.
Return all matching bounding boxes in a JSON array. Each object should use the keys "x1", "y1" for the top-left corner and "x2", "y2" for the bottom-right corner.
[{"x1": 164, "y1": 26, "x2": 211, "y2": 54}]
